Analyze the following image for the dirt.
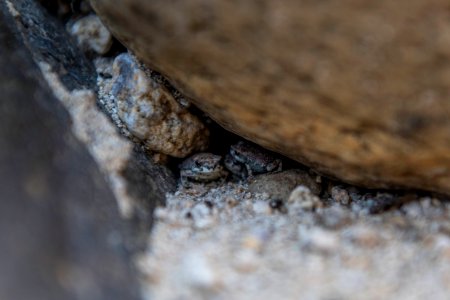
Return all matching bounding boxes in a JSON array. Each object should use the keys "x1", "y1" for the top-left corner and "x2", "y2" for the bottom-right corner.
[{"x1": 136, "y1": 181, "x2": 450, "y2": 300}]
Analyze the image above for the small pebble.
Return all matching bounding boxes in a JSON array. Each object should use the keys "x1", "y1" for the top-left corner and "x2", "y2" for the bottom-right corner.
[
  {"x1": 190, "y1": 202, "x2": 216, "y2": 229},
  {"x1": 288, "y1": 185, "x2": 323, "y2": 211},
  {"x1": 242, "y1": 235, "x2": 263, "y2": 251},
  {"x1": 433, "y1": 234, "x2": 450, "y2": 258},
  {"x1": 299, "y1": 227, "x2": 339, "y2": 253},
  {"x1": 402, "y1": 201, "x2": 424, "y2": 218},
  {"x1": 181, "y1": 252, "x2": 218, "y2": 289},
  {"x1": 154, "y1": 207, "x2": 169, "y2": 220},
  {"x1": 344, "y1": 225, "x2": 383, "y2": 247},
  {"x1": 318, "y1": 205, "x2": 351, "y2": 229},
  {"x1": 260, "y1": 192, "x2": 270, "y2": 200},
  {"x1": 69, "y1": 14, "x2": 112, "y2": 54},
  {"x1": 226, "y1": 197, "x2": 238, "y2": 207},
  {"x1": 331, "y1": 186, "x2": 350, "y2": 205},
  {"x1": 233, "y1": 249, "x2": 259, "y2": 273},
  {"x1": 253, "y1": 200, "x2": 270, "y2": 214}
]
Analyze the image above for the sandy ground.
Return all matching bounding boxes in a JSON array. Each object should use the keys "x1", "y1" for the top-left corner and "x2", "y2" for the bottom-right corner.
[{"x1": 136, "y1": 181, "x2": 450, "y2": 300}]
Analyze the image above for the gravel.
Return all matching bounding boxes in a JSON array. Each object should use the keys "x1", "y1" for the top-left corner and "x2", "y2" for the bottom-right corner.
[{"x1": 136, "y1": 181, "x2": 450, "y2": 300}]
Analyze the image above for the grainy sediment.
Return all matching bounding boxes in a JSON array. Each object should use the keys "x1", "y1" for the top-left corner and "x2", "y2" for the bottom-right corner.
[{"x1": 137, "y1": 182, "x2": 450, "y2": 300}]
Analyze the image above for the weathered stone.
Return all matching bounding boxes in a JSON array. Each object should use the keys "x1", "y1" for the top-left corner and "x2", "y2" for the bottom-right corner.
[
  {"x1": 288, "y1": 186, "x2": 324, "y2": 211},
  {"x1": 8, "y1": 0, "x2": 96, "y2": 91},
  {"x1": 68, "y1": 14, "x2": 113, "y2": 55},
  {"x1": 91, "y1": 0, "x2": 450, "y2": 195},
  {"x1": 105, "y1": 53, "x2": 209, "y2": 157},
  {"x1": 0, "y1": 4, "x2": 141, "y2": 299},
  {"x1": 248, "y1": 169, "x2": 322, "y2": 200},
  {"x1": 6, "y1": 0, "x2": 176, "y2": 227}
]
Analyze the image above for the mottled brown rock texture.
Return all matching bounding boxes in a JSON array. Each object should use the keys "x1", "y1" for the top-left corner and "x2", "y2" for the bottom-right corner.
[
  {"x1": 106, "y1": 53, "x2": 209, "y2": 157},
  {"x1": 91, "y1": 0, "x2": 450, "y2": 195}
]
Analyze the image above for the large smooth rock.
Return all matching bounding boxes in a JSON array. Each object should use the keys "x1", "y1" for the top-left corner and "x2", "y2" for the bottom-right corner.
[{"x1": 91, "y1": 0, "x2": 450, "y2": 195}]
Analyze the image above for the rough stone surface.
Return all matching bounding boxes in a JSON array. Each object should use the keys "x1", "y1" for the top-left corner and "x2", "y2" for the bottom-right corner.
[
  {"x1": 1, "y1": 3, "x2": 181, "y2": 299},
  {"x1": 0, "y1": 4, "x2": 141, "y2": 299},
  {"x1": 68, "y1": 14, "x2": 112, "y2": 55},
  {"x1": 248, "y1": 169, "x2": 322, "y2": 200},
  {"x1": 287, "y1": 185, "x2": 324, "y2": 210},
  {"x1": 138, "y1": 181, "x2": 450, "y2": 300},
  {"x1": 104, "y1": 53, "x2": 209, "y2": 158},
  {"x1": 8, "y1": 0, "x2": 96, "y2": 90},
  {"x1": 91, "y1": 0, "x2": 450, "y2": 195},
  {"x1": 6, "y1": 0, "x2": 176, "y2": 229}
]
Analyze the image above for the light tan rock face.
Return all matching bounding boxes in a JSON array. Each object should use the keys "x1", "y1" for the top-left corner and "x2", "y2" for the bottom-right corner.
[{"x1": 91, "y1": 0, "x2": 450, "y2": 194}]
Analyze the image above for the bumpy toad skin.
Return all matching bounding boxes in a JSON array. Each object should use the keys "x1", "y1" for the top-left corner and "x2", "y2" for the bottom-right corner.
[
  {"x1": 225, "y1": 141, "x2": 282, "y2": 178},
  {"x1": 179, "y1": 153, "x2": 228, "y2": 186}
]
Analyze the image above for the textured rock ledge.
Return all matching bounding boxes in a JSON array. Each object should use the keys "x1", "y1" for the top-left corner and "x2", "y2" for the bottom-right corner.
[
  {"x1": 91, "y1": 0, "x2": 450, "y2": 195},
  {"x1": 0, "y1": 1, "x2": 186, "y2": 298},
  {"x1": 6, "y1": 0, "x2": 176, "y2": 222},
  {"x1": 0, "y1": 2, "x2": 141, "y2": 299}
]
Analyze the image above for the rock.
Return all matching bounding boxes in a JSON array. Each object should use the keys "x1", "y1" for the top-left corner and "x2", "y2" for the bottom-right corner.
[
  {"x1": 288, "y1": 186, "x2": 324, "y2": 211},
  {"x1": 248, "y1": 169, "x2": 322, "y2": 201},
  {"x1": 105, "y1": 53, "x2": 209, "y2": 157},
  {"x1": 0, "y1": 4, "x2": 141, "y2": 299},
  {"x1": 190, "y1": 202, "x2": 216, "y2": 229},
  {"x1": 343, "y1": 225, "x2": 384, "y2": 248},
  {"x1": 299, "y1": 227, "x2": 339, "y2": 254},
  {"x1": 330, "y1": 186, "x2": 351, "y2": 205},
  {"x1": 90, "y1": 0, "x2": 450, "y2": 195},
  {"x1": 6, "y1": 0, "x2": 176, "y2": 229},
  {"x1": 317, "y1": 205, "x2": 352, "y2": 229},
  {"x1": 180, "y1": 251, "x2": 219, "y2": 290},
  {"x1": 68, "y1": 14, "x2": 113, "y2": 55},
  {"x1": 6, "y1": 0, "x2": 178, "y2": 269},
  {"x1": 8, "y1": 0, "x2": 96, "y2": 91}
]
